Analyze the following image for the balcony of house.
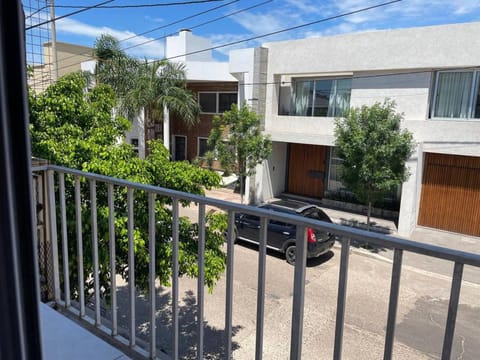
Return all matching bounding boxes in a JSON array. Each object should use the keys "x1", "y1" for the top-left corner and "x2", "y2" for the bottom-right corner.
[{"x1": 33, "y1": 164, "x2": 480, "y2": 359}]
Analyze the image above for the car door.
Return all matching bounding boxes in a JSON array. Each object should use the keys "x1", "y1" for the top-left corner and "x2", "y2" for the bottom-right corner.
[
  {"x1": 236, "y1": 214, "x2": 261, "y2": 242},
  {"x1": 267, "y1": 220, "x2": 295, "y2": 250}
]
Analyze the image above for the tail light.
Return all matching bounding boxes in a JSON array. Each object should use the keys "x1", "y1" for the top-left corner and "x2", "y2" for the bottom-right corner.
[{"x1": 307, "y1": 227, "x2": 317, "y2": 243}]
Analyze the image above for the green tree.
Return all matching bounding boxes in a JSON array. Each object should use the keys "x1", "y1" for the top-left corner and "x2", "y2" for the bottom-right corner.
[
  {"x1": 334, "y1": 100, "x2": 415, "y2": 230},
  {"x1": 94, "y1": 34, "x2": 199, "y2": 152},
  {"x1": 208, "y1": 103, "x2": 272, "y2": 204},
  {"x1": 29, "y1": 73, "x2": 225, "y2": 300}
]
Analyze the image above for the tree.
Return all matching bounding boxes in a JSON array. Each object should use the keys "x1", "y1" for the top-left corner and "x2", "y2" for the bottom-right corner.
[
  {"x1": 29, "y1": 73, "x2": 226, "y2": 300},
  {"x1": 334, "y1": 100, "x2": 415, "y2": 230},
  {"x1": 208, "y1": 103, "x2": 272, "y2": 204},
  {"x1": 93, "y1": 34, "x2": 199, "y2": 153}
]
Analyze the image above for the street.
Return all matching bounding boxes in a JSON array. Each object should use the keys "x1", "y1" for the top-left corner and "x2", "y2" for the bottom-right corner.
[{"x1": 113, "y1": 237, "x2": 480, "y2": 359}]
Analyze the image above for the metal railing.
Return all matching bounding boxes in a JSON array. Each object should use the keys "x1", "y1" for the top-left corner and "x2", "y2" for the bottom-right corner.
[{"x1": 32, "y1": 164, "x2": 480, "y2": 360}]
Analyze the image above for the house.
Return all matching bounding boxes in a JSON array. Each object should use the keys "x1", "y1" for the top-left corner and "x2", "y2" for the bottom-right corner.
[
  {"x1": 229, "y1": 22, "x2": 480, "y2": 237},
  {"x1": 162, "y1": 29, "x2": 238, "y2": 162},
  {"x1": 29, "y1": 41, "x2": 94, "y2": 93}
]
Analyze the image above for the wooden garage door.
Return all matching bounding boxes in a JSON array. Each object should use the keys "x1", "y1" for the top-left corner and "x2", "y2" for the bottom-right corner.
[
  {"x1": 418, "y1": 153, "x2": 480, "y2": 236},
  {"x1": 287, "y1": 144, "x2": 326, "y2": 198}
]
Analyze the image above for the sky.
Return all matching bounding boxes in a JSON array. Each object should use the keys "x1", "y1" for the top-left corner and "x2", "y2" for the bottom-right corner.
[{"x1": 24, "y1": 0, "x2": 480, "y2": 62}]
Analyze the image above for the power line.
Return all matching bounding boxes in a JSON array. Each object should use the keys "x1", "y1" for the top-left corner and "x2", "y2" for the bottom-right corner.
[
  {"x1": 56, "y1": 0, "x2": 226, "y2": 9},
  {"x1": 32, "y1": 0, "x2": 404, "y2": 87},
  {"x1": 163, "y1": 0, "x2": 403, "y2": 62},
  {"x1": 26, "y1": 0, "x2": 116, "y2": 30},
  {"x1": 122, "y1": 0, "x2": 273, "y2": 52},
  {"x1": 120, "y1": 0, "x2": 239, "y2": 45}
]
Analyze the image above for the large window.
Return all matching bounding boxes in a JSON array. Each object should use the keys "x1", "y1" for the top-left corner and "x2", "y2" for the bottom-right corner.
[
  {"x1": 197, "y1": 137, "x2": 209, "y2": 157},
  {"x1": 432, "y1": 70, "x2": 480, "y2": 119},
  {"x1": 199, "y1": 92, "x2": 237, "y2": 114},
  {"x1": 287, "y1": 78, "x2": 352, "y2": 117}
]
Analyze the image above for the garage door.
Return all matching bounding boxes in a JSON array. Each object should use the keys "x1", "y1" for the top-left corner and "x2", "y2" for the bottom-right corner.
[
  {"x1": 418, "y1": 153, "x2": 480, "y2": 236},
  {"x1": 287, "y1": 144, "x2": 327, "y2": 198}
]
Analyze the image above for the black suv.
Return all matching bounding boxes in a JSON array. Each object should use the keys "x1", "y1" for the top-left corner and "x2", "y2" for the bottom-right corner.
[{"x1": 234, "y1": 199, "x2": 336, "y2": 264}]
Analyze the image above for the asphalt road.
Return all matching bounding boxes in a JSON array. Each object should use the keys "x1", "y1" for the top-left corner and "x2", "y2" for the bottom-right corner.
[{"x1": 111, "y1": 238, "x2": 479, "y2": 359}]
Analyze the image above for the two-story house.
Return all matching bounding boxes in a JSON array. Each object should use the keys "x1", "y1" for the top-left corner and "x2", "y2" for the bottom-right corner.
[{"x1": 230, "y1": 22, "x2": 480, "y2": 238}]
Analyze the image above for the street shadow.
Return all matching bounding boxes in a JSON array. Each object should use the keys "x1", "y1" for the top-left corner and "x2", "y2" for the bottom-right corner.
[
  {"x1": 110, "y1": 284, "x2": 242, "y2": 359},
  {"x1": 395, "y1": 296, "x2": 480, "y2": 360}
]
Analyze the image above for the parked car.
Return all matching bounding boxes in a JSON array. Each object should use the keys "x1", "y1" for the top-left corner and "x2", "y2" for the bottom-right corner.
[{"x1": 234, "y1": 199, "x2": 336, "y2": 264}]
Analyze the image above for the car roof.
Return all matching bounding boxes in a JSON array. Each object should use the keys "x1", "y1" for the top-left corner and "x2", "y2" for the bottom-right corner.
[{"x1": 262, "y1": 199, "x2": 317, "y2": 214}]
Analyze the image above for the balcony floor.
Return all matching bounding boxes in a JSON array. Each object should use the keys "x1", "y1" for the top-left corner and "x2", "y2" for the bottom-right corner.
[{"x1": 40, "y1": 303, "x2": 130, "y2": 360}]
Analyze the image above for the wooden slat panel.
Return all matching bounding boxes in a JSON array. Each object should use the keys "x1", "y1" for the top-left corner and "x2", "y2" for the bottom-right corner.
[
  {"x1": 287, "y1": 144, "x2": 326, "y2": 198},
  {"x1": 418, "y1": 153, "x2": 480, "y2": 236}
]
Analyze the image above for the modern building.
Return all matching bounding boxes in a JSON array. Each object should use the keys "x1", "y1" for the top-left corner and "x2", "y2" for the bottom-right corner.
[
  {"x1": 29, "y1": 41, "x2": 94, "y2": 93},
  {"x1": 230, "y1": 22, "x2": 480, "y2": 237},
  {"x1": 164, "y1": 29, "x2": 238, "y2": 162}
]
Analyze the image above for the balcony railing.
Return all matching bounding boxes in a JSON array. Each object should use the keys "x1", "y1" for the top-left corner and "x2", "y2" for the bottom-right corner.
[{"x1": 32, "y1": 164, "x2": 480, "y2": 360}]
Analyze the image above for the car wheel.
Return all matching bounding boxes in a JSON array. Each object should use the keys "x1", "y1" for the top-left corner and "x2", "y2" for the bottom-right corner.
[{"x1": 285, "y1": 244, "x2": 296, "y2": 265}]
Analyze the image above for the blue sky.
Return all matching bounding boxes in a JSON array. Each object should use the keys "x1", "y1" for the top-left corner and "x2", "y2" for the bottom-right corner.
[{"x1": 26, "y1": 0, "x2": 480, "y2": 61}]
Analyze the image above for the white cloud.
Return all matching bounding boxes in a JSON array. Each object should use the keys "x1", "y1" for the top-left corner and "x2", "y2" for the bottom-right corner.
[{"x1": 56, "y1": 18, "x2": 165, "y2": 59}]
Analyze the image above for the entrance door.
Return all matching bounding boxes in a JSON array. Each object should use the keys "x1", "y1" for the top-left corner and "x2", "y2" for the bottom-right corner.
[
  {"x1": 173, "y1": 135, "x2": 186, "y2": 161},
  {"x1": 287, "y1": 144, "x2": 326, "y2": 198}
]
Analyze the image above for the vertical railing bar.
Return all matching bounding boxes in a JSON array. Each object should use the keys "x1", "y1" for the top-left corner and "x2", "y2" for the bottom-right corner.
[
  {"x1": 441, "y1": 262, "x2": 464, "y2": 360},
  {"x1": 90, "y1": 179, "x2": 101, "y2": 326},
  {"x1": 383, "y1": 248, "x2": 403, "y2": 360},
  {"x1": 75, "y1": 176, "x2": 85, "y2": 317},
  {"x1": 148, "y1": 193, "x2": 156, "y2": 358},
  {"x1": 172, "y1": 198, "x2": 180, "y2": 360},
  {"x1": 59, "y1": 172, "x2": 70, "y2": 308},
  {"x1": 197, "y1": 204, "x2": 206, "y2": 360},
  {"x1": 225, "y1": 210, "x2": 235, "y2": 359},
  {"x1": 127, "y1": 187, "x2": 136, "y2": 347},
  {"x1": 108, "y1": 184, "x2": 117, "y2": 336},
  {"x1": 47, "y1": 170, "x2": 61, "y2": 303},
  {"x1": 333, "y1": 237, "x2": 351, "y2": 360},
  {"x1": 290, "y1": 225, "x2": 307, "y2": 360},
  {"x1": 255, "y1": 217, "x2": 268, "y2": 360}
]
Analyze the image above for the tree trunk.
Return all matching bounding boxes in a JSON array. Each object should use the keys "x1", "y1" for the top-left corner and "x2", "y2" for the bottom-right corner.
[{"x1": 239, "y1": 174, "x2": 244, "y2": 204}]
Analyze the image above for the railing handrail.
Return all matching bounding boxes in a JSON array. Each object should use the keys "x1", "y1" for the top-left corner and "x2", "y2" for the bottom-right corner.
[{"x1": 32, "y1": 164, "x2": 480, "y2": 268}]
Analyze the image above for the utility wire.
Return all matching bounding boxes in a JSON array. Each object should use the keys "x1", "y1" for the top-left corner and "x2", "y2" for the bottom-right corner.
[
  {"x1": 163, "y1": 0, "x2": 403, "y2": 62},
  {"x1": 120, "y1": 0, "x2": 239, "y2": 44},
  {"x1": 56, "y1": 0, "x2": 226, "y2": 8},
  {"x1": 122, "y1": 0, "x2": 273, "y2": 52},
  {"x1": 46, "y1": 0, "x2": 248, "y2": 72},
  {"x1": 32, "y1": 0, "x2": 404, "y2": 86},
  {"x1": 26, "y1": 0, "x2": 116, "y2": 30}
]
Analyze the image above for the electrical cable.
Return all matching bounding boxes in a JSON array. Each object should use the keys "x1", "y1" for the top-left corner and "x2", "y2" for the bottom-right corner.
[
  {"x1": 122, "y1": 0, "x2": 273, "y2": 52},
  {"x1": 55, "y1": 0, "x2": 226, "y2": 9},
  {"x1": 26, "y1": 0, "x2": 116, "y2": 30},
  {"x1": 31, "y1": 0, "x2": 405, "y2": 87}
]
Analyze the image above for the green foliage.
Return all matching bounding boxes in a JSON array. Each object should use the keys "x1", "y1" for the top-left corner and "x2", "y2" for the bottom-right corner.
[
  {"x1": 94, "y1": 34, "x2": 199, "y2": 132},
  {"x1": 334, "y1": 100, "x2": 414, "y2": 219},
  {"x1": 208, "y1": 102, "x2": 272, "y2": 202},
  {"x1": 30, "y1": 74, "x2": 225, "y2": 299}
]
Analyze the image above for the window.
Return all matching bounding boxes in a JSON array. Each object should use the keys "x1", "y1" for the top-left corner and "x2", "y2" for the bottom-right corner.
[
  {"x1": 432, "y1": 70, "x2": 480, "y2": 119},
  {"x1": 198, "y1": 137, "x2": 209, "y2": 157},
  {"x1": 199, "y1": 92, "x2": 237, "y2": 114},
  {"x1": 285, "y1": 78, "x2": 352, "y2": 117}
]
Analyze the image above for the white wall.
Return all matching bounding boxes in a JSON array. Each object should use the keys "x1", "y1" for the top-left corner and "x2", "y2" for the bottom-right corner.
[
  {"x1": 256, "y1": 142, "x2": 287, "y2": 202},
  {"x1": 124, "y1": 109, "x2": 145, "y2": 159},
  {"x1": 165, "y1": 30, "x2": 212, "y2": 62}
]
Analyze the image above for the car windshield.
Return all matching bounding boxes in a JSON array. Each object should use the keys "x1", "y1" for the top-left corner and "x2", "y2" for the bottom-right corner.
[{"x1": 302, "y1": 208, "x2": 332, "y2": 223}]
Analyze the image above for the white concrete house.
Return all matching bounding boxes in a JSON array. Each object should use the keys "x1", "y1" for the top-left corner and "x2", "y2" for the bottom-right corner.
[{"x1": 229, "y1": 22, "x2": 480, "y2": 237}]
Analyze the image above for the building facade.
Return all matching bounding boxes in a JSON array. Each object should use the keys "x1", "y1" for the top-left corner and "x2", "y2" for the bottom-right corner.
[{"x1": 230, "y1": 22, "x2": 480, "y2": 237}]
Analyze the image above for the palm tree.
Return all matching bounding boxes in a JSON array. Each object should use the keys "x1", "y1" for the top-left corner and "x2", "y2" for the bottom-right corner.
[{"x1": 93, "y1": 34, "x2": 199, "y2": 154}]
